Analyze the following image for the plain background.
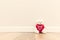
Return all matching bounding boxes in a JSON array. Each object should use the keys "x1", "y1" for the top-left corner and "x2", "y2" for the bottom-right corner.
[{"x1": 0, "y1": 0, "x2": 60, "y2": 27}]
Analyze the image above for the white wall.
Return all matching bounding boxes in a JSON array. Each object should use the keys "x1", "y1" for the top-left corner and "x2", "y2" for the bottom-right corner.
[{"x1": 0, "y1": 0, "x2": 60, "y2": 26}]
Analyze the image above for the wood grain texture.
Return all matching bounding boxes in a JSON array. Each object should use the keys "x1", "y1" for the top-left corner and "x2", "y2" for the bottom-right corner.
[
  {"x1": 0, "y1": 32, "x2": 60, "y2": 40},
  {"x1": 35, "y1": 32, "x2": 60, "y2": 40},
  {"x1": 0, "y1": 32, "x2": 35, "y2": 40}
]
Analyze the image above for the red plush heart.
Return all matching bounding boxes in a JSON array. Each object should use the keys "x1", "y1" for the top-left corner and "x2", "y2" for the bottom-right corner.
[{"x1": 36, "y1": 24, "x2": 44, "y2": 33}]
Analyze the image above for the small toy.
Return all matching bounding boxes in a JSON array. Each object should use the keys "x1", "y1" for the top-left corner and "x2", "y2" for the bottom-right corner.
[
  {"x1": 36, "y1": 23, "x2": 44, "y2": 33},
  {"x1": 36, "y1": 19, "x2": 45, "y2": 33}
]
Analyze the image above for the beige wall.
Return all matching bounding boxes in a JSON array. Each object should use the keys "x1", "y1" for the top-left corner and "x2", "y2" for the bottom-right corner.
[{"x1": 0, "y1": 0, "x2": 60, "y2": 26}]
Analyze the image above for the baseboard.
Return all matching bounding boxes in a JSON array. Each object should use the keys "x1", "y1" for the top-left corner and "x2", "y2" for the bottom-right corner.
[
  {"x1": 46, "y1": 26, "x2": 60, "y2": 32},
  {"x1": 0, "y1": 26, "x2": 34, "y2": 32},
  {"x1": 0, "y1": 26, "x2": 60, "y2": 32}
]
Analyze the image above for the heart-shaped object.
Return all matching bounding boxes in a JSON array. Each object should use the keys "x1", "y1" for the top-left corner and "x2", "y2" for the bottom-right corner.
[{"x1": 36, "y1": 24, "x2": 44, "y2": 33}]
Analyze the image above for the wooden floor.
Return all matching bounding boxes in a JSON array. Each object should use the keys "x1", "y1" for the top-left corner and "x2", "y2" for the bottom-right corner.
[
  {"x1": 0, "y1": 32, "x2": 60, "y2": 40},
  {"x1": 35, "y1": 32, "x2": 60, "y2": 40}
]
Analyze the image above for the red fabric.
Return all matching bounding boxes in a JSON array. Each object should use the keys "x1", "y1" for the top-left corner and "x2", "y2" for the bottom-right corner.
[{"x1": 36, "y1": 24, "x2": 44, "y2": 33}]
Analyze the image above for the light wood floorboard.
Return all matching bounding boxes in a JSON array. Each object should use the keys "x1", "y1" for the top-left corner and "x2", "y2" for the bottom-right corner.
[{"x1": 0, "y1": 32, "x2": 60, "y2": 40}]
